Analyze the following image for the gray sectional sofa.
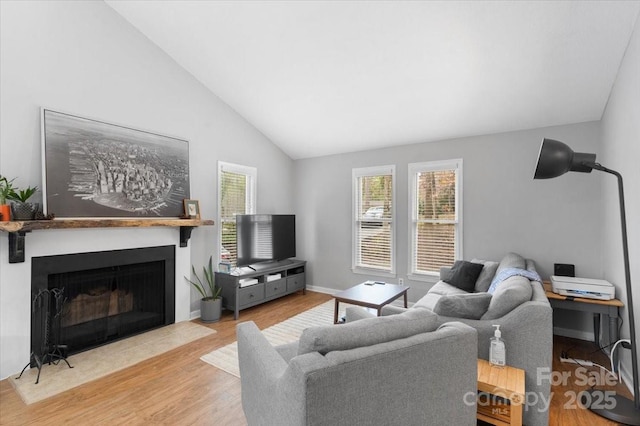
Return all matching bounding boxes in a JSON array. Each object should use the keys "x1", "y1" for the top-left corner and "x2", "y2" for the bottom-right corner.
[
  {"x1": 347, "y1": 252, "x2": 553, "y2": 426},
  {"x1": 237, "y1": 309, "x2": 479, "y2": 426}
]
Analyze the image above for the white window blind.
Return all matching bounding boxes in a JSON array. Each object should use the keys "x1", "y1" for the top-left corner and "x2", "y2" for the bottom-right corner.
[
  {"x1": 352, "y1": 165, "x2": 395, "y2": 275},
  {"x1": 218, "y1": 162, "x2": 256, "y2": 266},
  {"x1": 409, "y1": 159, "x2": 462, "y2": 277}
]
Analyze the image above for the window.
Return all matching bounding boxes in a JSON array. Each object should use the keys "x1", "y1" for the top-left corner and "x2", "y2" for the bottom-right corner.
[
  {"x1": 352, "y1": 165, "x2": 395, "y2": 275},
  {"x1": 409, "y1": 159, "x2": 462, "y2": 277},
  {"x1": 218, "y1": 162, "x2": 256, "y2": 266}
]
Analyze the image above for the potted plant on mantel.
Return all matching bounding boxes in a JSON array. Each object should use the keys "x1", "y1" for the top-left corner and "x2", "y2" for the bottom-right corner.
[
  {"x1": 7, "y1": 184, "x2": 39, "y2": 221},
  {"x1": 185, "y1": 256, "x2": 223, "y2": 323},
  {"x1": 0, "y1": 175, "x2": 15, "y2": 222}
]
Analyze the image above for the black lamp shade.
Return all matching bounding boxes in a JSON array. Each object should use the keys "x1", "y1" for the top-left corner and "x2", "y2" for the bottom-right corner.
[{"x1": 534, "y1": 138, "x2": 597, "y2": 179}]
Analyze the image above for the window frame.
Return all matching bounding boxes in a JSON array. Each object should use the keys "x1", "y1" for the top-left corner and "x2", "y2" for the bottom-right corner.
[
  {"x1": 408, "y1": 159, "x2": 463, "y2": 281},
  {"x1": 217, "y1": 161, "x2": 257, "y2": 266},
  {"x1": 352, "y1": 164, "x2": 396, "y2": 277}
]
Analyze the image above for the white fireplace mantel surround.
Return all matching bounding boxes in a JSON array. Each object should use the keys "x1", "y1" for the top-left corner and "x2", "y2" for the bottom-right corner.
[{"x1": 0, "y1": 227, "x2": 192, "y2": 379}]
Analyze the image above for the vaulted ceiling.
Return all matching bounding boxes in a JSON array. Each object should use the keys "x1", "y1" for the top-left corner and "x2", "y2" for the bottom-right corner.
[{"x1": 106, "y1": 1, "x2": 640, "y2": 159}]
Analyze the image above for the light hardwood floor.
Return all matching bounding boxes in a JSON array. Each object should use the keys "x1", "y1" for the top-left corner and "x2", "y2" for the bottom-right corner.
[{"x1": 0, "y1": 291, "x2": 634, "y2": 425}]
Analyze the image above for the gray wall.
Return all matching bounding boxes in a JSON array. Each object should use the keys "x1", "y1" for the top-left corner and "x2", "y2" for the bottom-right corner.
[
  {"x1": 2, "y1": 0, "x2": 634, "y2": 382},
  {"x1": 600, "y1": 16, "x2": 640, "y2": 389},
  {"x1": 294, "y1": 122, "x2": 603, "y2": 308},
  {"x1": 0, "y1": 0, "x2": 293, "y2": 379}
]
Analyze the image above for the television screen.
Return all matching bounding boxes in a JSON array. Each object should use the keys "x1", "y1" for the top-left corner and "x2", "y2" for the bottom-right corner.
[{"x1": 236, "y1": 214, "x2": 296, "y2": 267}]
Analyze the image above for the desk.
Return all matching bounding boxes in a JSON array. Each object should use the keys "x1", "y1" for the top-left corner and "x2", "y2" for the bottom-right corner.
[
  {"x1": 476, "y1": 359, "x2": 525, "y2": 426},
  {"x1": 543, "y1": 281, "x2": 623, "y2": 346}
]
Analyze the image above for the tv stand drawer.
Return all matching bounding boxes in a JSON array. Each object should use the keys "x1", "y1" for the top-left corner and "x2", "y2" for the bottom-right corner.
[
  {"x1": 287, "y1": 273, "x2": 305, "y2": 292},
  {"x1": 238, "y1": 283, "x2": 265, "y2": 308},
  {"x1": 266, "y1": 279, "x2": 287, "y2": 298}
]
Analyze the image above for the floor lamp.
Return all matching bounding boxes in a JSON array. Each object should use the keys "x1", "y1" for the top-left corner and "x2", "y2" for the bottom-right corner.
[{"x1": 534, "y1": 138, "x2": 640, "y2": 425}]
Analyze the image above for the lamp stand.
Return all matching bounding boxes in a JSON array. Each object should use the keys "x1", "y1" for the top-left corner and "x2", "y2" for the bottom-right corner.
[{"x1": 582, "y1": 164, "x2": 640, "y2": 425}]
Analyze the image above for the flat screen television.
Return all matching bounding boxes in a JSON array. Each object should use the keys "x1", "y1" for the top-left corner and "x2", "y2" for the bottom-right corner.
[{"x1": 236, "y1": 214, "x2": 296, "y2": 267}]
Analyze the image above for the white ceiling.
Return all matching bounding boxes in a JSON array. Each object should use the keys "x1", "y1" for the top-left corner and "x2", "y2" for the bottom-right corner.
[{"x1": 106, "y1": 1, "x2": 640, "y2": 160}]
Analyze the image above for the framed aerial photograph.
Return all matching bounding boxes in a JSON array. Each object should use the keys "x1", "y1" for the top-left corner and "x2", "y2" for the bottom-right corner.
[
  {"x1": 41, "y1": 108, "x2": 190, "y2": 218},
  {"x1": 183, "y1": 199, "x2": 200, "y2": 219}
]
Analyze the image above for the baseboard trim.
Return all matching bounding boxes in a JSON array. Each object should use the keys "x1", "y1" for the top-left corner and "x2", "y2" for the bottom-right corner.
[
  {"x1": 306, "y1": 285, "x2": 337, "y2": 295},
  {"x1": 553, "y1": 326, "x2": 594, "y2": 342},
  {"x1": 190, "y1": 309, "x2": 201, "y2": 320},
  {"x1": 618, "y1": 361, "x2": 636, "y2": 396}
]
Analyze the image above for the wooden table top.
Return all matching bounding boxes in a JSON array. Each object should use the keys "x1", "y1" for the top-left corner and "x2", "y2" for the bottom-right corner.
[
  {"x1": 334, "y1": 283, "x2": 409, "y2": 306},
  {"x1": 542, "y1": 281, "x2": 623, "y2": 307},
  {"x1": 477, "y1": 359, "x2": 525, "y2": 404}
]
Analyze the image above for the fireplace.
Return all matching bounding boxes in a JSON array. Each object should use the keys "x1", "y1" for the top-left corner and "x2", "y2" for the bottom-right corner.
[{"x1": 30, "y1": 245, "x2": 175, "y2": 361}]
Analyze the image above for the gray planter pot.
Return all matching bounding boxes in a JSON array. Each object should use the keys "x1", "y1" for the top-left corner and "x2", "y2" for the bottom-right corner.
[
  {"x1": 200, "y1": 298, "x2": 222, "y2": 323},
  {"x1": 11, "y1": 202, "x2": 38, "y2": 220}
]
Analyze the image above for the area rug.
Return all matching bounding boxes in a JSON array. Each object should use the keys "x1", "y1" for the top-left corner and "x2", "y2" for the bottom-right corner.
[
  {"x1": 11, "y1": 321, "x2": 215, "y2": 405},
  {"x1": 201, "y1": 300, "x2": 347, "y2": 378}
]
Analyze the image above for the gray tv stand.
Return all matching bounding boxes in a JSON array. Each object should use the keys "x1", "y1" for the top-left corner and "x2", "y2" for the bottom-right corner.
[{"x1": 215, "y1": 259, "x2": 306, "y2": 319}]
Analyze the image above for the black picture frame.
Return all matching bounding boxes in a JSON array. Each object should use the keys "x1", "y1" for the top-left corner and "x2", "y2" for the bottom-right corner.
[{"x1": 41, "y1": 108, "x2": 190, "y2": 218}]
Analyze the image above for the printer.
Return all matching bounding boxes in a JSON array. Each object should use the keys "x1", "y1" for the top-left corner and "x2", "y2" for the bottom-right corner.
[{"x1": 550, "y1": 275, "x2": 616, "y2": 300}]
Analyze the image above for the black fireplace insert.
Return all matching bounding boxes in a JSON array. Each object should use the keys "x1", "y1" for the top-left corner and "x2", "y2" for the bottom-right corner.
[{"x1": 30, "y1": 245, "x2": 175, "y2": 362}]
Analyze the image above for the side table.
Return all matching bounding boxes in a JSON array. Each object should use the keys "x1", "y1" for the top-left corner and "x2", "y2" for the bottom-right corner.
[
  {"x1": 476, "y1": 359, "x2": 525, "y2": 426},
  {"x1": 542, "y1": 281, "x2": 623, "y2": 346}
]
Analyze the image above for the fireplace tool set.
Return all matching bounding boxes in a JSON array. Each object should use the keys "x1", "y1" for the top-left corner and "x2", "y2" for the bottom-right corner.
[{"x1": 16, "y1": 288, "x2": 73, "y2": 384}]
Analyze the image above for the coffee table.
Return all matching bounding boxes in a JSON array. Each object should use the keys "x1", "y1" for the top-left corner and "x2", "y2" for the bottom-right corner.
[{"x1": 333, "y1": 282, "x2": 410, "y2": 324}]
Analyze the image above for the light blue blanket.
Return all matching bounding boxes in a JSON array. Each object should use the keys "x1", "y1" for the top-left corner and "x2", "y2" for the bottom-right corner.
[{"x1": 488, "y1": 267, "x2": 542, "y2": 294}]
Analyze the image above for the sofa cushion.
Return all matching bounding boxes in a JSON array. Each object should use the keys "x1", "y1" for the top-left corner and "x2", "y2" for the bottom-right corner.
[
  {"x1": 297, "y1": 308, "x2": 438, "y2": 355},
  {"x1": 433, "y1": 293, "x2": 492, "y2": 320},
  {"x1": 411, "y1": 291, "x2": 442, "y2": 311},
  {"x1": 441, "y1": 260, "x2": 484, "y2": 292},
  {"x1": 414, "y1": 281, "x2": 468, "y2": 311},
  {"x1": 496, "y1": 252, "x2": 526, "y2": 273},
  {"x1": 413, "y1": 293, "x2": 443, "y2": 311},
  {"x1": 481, "y1": 275, "x2": 533, "y2": 320},
  {"x1": 471, "y1": 259, "x2": 499, "y2": 293},
  {"x1": 429, "y1": 281, "x2": 469, "y2": 296}
]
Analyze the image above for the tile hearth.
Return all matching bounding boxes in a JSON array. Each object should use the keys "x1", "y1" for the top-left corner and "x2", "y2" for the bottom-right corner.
[{"x1": 10, "y1": 321, "x2": 215, "y2": 405}]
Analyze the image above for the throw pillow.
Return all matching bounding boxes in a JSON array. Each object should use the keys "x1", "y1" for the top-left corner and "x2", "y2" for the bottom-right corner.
[
  {"x1": 433, "y1": 293, "x2": 492, "y2": 320},
  {"x1": 441, "y1": 260, "x2": 484, "y2": 292},
  {"x1": 471, "y1": 259, "x2": 499, "y2": 293},
  {"x1": 481, "y1": 276, "x2": 533, "y2": 320},
  {"x1": 297, "y1": 308, "x2": 438, "y2": 356}
]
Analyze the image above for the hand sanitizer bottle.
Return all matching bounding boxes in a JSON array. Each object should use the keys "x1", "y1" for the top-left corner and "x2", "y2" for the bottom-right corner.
[{"x1": 490, "y1": 325, "x2": 506, "y2": 367}]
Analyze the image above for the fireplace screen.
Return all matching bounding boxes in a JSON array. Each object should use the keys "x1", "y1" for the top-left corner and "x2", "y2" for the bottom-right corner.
[{"x1": 49, "y1": 261, "x2": 166, "y2": 352}]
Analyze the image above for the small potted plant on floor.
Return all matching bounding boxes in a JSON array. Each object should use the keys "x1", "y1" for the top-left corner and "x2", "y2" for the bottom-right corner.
[
  {"x1": 7, "y1": 183, "x2": 39, "y2": 220},
  {"x1": 185, "y1": 256, "x2": 223, "y2": 323},
  {"x1": 0, "y1": 175, "x2": 15, "y2": 221}
]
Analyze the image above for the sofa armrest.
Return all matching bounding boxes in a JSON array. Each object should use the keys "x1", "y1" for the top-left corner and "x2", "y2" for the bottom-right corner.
[
  {"x1": 433, "y1": 301, "x2": 552, "y2": 426},
  {"x1": 237, "y1": 321, "x2": 294, "y2": 425}
]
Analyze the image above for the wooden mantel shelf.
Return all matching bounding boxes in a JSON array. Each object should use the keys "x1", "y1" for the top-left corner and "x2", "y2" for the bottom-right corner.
[
  {"x1": 0, "y1": 218, "x2": 214, "y2": 263},
  {"x1": 0, "y1": 218, "x2": 213, "y2": 233}
]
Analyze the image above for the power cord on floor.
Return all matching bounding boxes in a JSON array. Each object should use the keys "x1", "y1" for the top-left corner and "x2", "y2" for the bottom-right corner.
[{"x1": 560, "y1": 350, "x2": 619, "y2": 384}]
